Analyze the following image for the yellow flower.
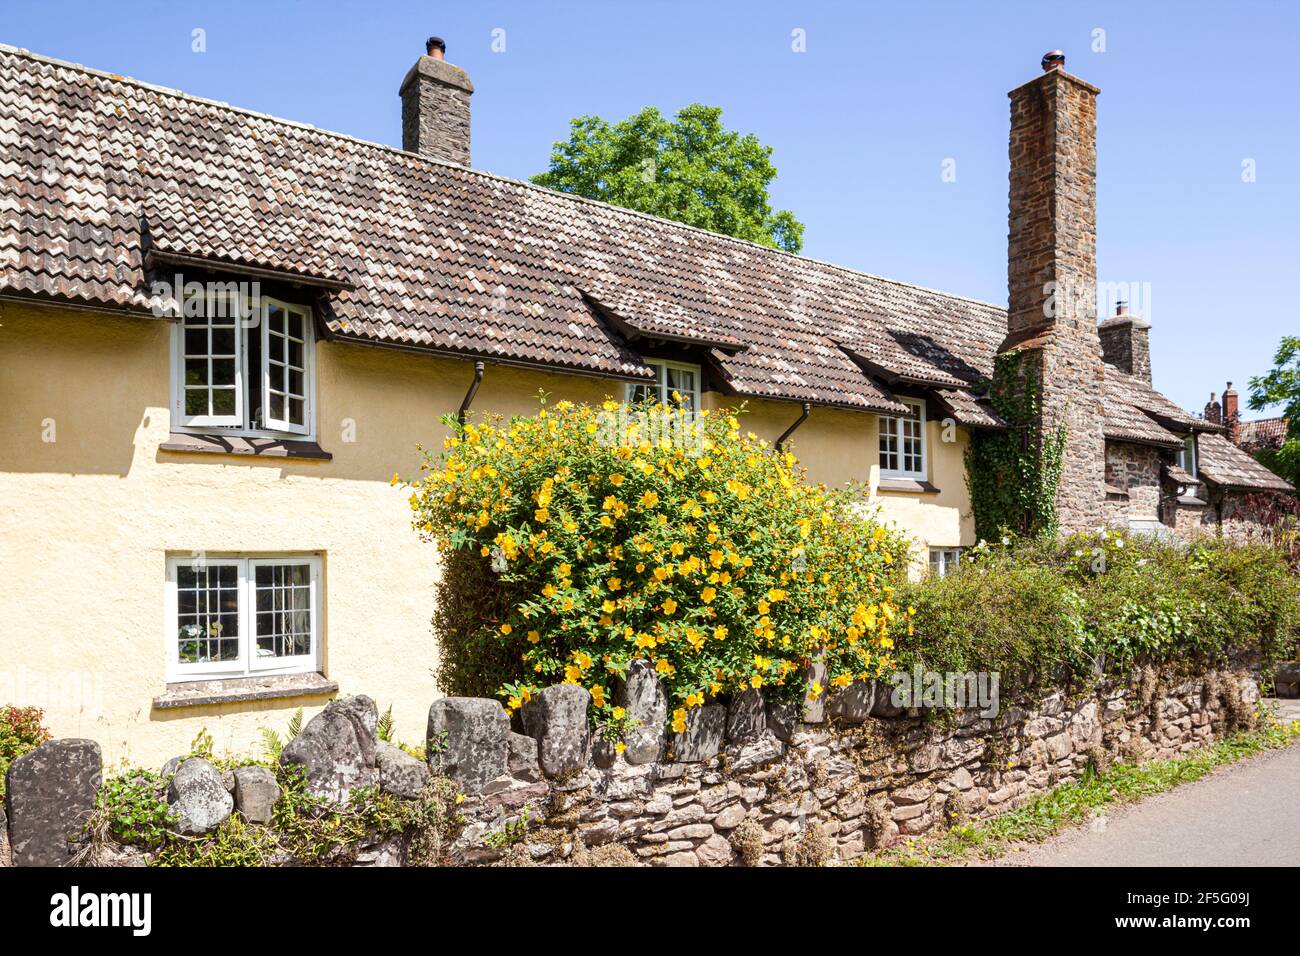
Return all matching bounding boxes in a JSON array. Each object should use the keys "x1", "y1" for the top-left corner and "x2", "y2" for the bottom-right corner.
[
  {"x1": 590, "y1": 685, "x2": 606, "y2": 708},
  {"x1": 640, "y1": 490, "x2": 660, "y2": 508},
  {"x1": 612, "y1": 706, "x2": 626, "y2": 720},
  {"x1": 701, "y1": 586, "x2": 717, "y2": 603},
  {"x1": 499, "y1": 623, "x2": 513, "y2": 636},
  {"x1": 661, "y1": 597, "x2": 678, "y2": 615},
  {"x1": 615, "y1": 741, "x2": 626, "y2": 754},
  {"x1": 527, "y1": 630, "x2": 541, "y2": 644},
  {"x1": 610, "y1": 474, "x2": 625, "y2": 487},
  {"x1": 808, "y1": 680, "x2": 824, "y2": 699}
]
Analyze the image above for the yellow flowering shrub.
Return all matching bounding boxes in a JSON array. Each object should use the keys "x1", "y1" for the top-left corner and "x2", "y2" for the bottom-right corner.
[{"x1": 402, "y1": 397, "x2": 912, "y2": 725}]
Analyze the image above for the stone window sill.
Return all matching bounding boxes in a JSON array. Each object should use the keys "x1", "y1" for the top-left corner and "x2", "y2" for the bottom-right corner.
[
  {"x1": 152, "y1": 672, "x2": 338, "y2": 710},
  {"x1": 876, "y1": 478, "x2": 940, "y2": 495},
  {"x1": 1176, "y1": 495, "x2": 1208, "y2": 507},
  {"x1": 159, "y1": 432, "x2": 333, "y2": 460}
]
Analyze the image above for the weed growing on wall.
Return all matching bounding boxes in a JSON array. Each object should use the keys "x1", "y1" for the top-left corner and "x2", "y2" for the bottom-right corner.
[{"x1": 402, "y1": 397, "x2": 913, "y2": 721}]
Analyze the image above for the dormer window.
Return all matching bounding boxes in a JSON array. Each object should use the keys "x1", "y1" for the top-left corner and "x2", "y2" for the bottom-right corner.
[
  {"x1": 171, "y1": 291, "x2": 315, "y2": 438},
  {"x1": 625, "y1": 359, "x2": 700, "y2": 411},
  {"x1": 879, "y1": 398, "x2": 927, "y2": 479}
]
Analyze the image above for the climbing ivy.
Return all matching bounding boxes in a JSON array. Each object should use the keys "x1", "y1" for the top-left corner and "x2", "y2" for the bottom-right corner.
[{"x1": 966, "y1": 351, "x2": 1066, "y2": 541}]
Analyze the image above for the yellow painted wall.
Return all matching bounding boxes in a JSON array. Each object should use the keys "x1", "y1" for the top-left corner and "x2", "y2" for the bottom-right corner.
[{"x1": 0, "y1": 302, "x2": 972, "y2": 765}]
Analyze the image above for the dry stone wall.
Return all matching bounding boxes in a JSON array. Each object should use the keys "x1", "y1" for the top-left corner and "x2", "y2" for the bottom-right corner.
[
  {"x1": 2, "y1": 670, "x2": 1259, "y2": 867},
  {"x1": 445, "y1": 665, "x2": 1257, "y2": 866}
]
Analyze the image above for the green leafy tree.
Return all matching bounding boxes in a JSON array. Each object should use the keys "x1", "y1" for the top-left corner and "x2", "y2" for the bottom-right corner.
[
  {"x1": 1247, "y1": 335, "x2": 1300, "y2": 488},
  {"x1": 532, "y1": 104, "x2": 805, "y2": 253}
]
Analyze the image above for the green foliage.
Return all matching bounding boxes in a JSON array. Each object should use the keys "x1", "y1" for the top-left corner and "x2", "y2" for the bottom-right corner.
[
  {"x1": 1248, "y1": 335, "x2": 1300, "y2": 487},
  {"x1": 532, "y1": 104, "x2": 805, "y2": 253},
  {"x1": 1248, "y1": 335, "x2": 1300, "y2": 436},
  {"x1": 403, "y1": 398, "x2": 913, "y2": 727},
  {"x1": 0, "y1": 706, "x2": 51, "y2": 799},
  {"x1": 966, "y1": 352, "x2": 1065, "y2": 541},
  {"x1": 90, "y1": 770, "x2": 176, "y2": 849},
  {"x1": 898, "y1": 531, "x2": 1300, "y2": 703},
  {"x1": 84, "y1": 757, "x2": 462, "y2": 868},
  {"x1": 259, "y1": 709, "x2": 304, "y2": 763}
]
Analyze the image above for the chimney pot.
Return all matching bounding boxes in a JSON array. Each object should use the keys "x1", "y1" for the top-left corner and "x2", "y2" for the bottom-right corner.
[
  {"x1": 426, "y1": 36, "x2": 446, "y2": 59},
  {"x1": 1115, "y1": 300, "x2": 1127, "y2": 316},
  {"x1": 1041, "y1": 50, "x2": 1066, "y2": 72}
]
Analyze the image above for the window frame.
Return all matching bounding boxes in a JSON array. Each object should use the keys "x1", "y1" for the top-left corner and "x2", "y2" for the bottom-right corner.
[
  {"x1": 928, "y1": 547, "x2": 963, "y2": 578},
  {"x1": 170, "y1": 295, "x2": 317, "y2": 441},
  {"x1": 165, "y1": 554, "x2": 323, "y2": 683},
  {"x1": 624, "y1": 359, "x2": 702, "y2": 411},
  {"x1": 1177, "y1": 434, "x2": 1197, "y2": 478},
  {"x1": 879, "y1": 397, "x2": 928, "y2": 480}
]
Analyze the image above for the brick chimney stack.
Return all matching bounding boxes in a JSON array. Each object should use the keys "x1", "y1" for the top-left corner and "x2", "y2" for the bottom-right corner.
[
  {"x1": 1203, "y1": 392, "x2": 1222, "y2": 425},
  {"x1": 400, "y1": 36, "x2": 473, "y2": 165},
  {"x1": 1098, "y1": 300, "x2": 1152, "y2": 382},
  {"x1": 1222, "y1": 382, "x2": 1241, "y2": 444},
  {"x1": 997, "y1": 51, "x2": 1107, "y2": 534}
]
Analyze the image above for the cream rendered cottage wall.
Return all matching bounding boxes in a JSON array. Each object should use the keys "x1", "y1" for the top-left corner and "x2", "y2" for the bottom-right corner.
[{"x1": 0, "y1": 301, "x2": 973, "y2": 765}]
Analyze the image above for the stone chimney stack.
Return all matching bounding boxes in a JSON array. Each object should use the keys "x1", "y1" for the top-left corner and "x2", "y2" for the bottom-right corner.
[
  {"x1": 400, "y1": 36, "x2": 473, "y2": 165},
  {"x1": 996, "y1": 50, "x2": 1107, "y2": 534},
  {"x1": 1222, "y1": 382, "x2": 1241, "y2": 444},
  {"x1": 1098, "y1": 300, "x2": 1152, "y2": 382}
]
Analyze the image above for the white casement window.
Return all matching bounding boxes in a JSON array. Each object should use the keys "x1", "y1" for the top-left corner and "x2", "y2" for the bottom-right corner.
[
  {"x1": 1177, "y1": 434, "x2": 1197, "y2": 477},
  {"x1": 928, "y1": 547, "x2": 963, "y2": 578},
  {"x1": 625, "y1": 359, "x2": 701, "y2": 411},
  {"x1": 172, "y1": 294, "x2": 315, "y2": 439},
  {"x1": 879, "y1": 398, "x2": 927, "y2": 479},
  {"x1": 165, "y1": 555, "x2": 322, "y2": 681}
]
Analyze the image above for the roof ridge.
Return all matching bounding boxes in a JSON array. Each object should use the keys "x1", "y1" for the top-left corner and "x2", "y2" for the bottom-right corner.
[{"x1": 0, "y1": 42, "x2": 1008, "y2": 316}]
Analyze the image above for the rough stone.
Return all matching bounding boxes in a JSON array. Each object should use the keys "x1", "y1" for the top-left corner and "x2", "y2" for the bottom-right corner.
[
  {"x1": 696, "y1": 833, "x2": 735, "y2": 866},
  {"x1": 521, "y1": 684, "x2": 592, "y2": 777},
  {"x1": 4, "y1": 739, "x2": 101, "y2": 866},
  {"x1": 232, "y1": 765, "x2": 281, "y2": 824},
  {"x1": 672, "y1": 704, "x2": 725, "y2": 762},
  {"x1": 427, "y1": 697, "x2": 510, "y2": 795},
  {"x1": 803, "y1": 662, "x2": 828, "y2": 722},
  {"x1": 508, "y1": 732, "x2": 541, "y2": 781},
  {"x1": 168, "y1": 757, "x2": 234, "y2": 836},
  {"x1": 828, "y1": 681, "x2": 875, "y2": 723},
  {"x1": 616, "y1": 660, "x2": 668, "y2": 764},
  {"x1": 767, "y1": 700, "x2": 799, "y2": 742},
  {"x1": 726, "y1": 689, "x2": 766, "y2": 742},
  {"x1": 281, "y1": 694, "x2": 379, "y2": 803},
  {"x1": 376, "y1": 740, "x2": 428, "y2": 799}
]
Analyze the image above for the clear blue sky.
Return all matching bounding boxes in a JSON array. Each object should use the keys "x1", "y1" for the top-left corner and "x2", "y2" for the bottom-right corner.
[{"x1": 6, "y1": 1, "x2": 1295, "y2": 415}]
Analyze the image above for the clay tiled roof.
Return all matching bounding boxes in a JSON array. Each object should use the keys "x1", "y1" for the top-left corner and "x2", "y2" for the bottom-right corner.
[
  {"x1": 1239, "y1": 417, "x2": 1289, "y2": 451},
  {"x1": 1197, "y1": 432, "x2": 1294, "y2": 492},
  {"x1": 0, "y1": 44, "x2": 1010, "y2": 417}
]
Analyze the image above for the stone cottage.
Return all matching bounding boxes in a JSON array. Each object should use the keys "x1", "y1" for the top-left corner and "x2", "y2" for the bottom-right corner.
[{"x1": 0, "y1": 39, "x2": 1290, "y2": 762}]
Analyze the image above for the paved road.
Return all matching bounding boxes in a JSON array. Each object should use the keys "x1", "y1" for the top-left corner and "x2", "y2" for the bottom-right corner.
[{"x1": 1000, "y1": 703, "x2": 1300, "y2": 867}]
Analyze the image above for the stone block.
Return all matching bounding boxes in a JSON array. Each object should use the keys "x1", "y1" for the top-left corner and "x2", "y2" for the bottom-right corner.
[
  {"x1": 672, "y1": 704, "x2": 725, "y2": 762},
  {"x1": 427, "y1": 697, "x2": 510, "y2": 794},
  {"x1": 232, "y1": 765, "x2": 281, "y2": 824},
  {"x1": 168, "y1": 757, "x2": 234, "y2": 835},
  {"x1": 521, "y1": 684, "x2": 592, "y2": 777},
  {"x1": 281, "y1": 694, "x2": 379, "y2": 803},
  {"x1": 4, "y1": 739, "x2": 101, "y2": 867},
  {"x1": 616, "y1": 660, "x2": 668, "y2": 764}
]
